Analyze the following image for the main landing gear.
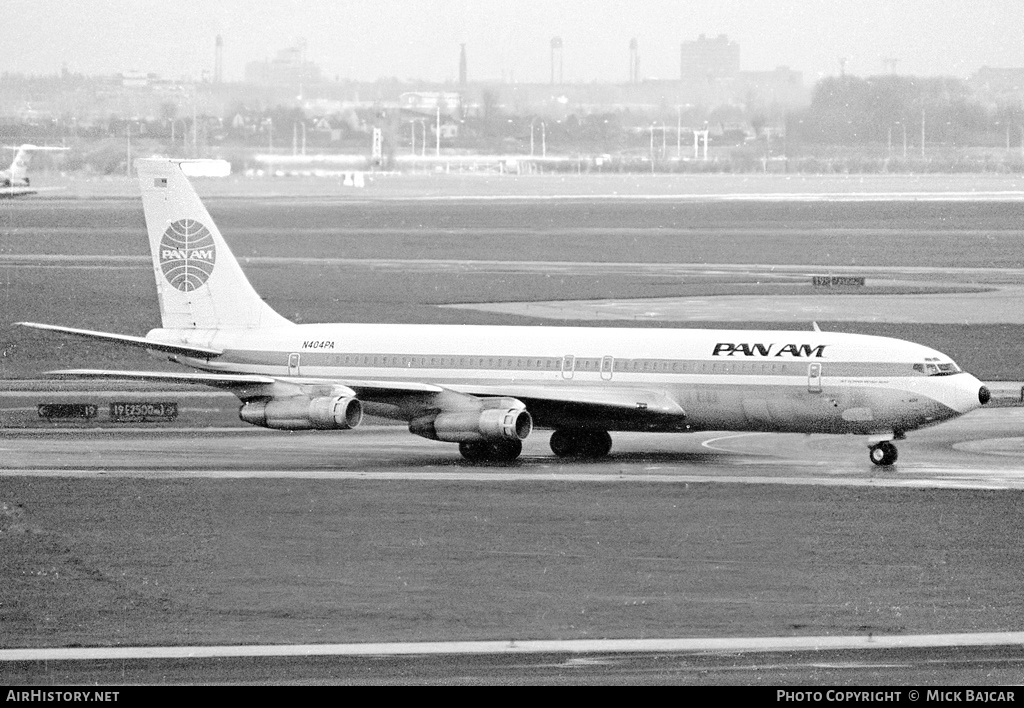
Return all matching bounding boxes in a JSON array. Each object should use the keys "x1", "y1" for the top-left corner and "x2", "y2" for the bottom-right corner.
[
  {"x1": 549, "y1": 429, "x2": 613, "y2": 459},
  {"x1": 868, "y1": 440, "x2": 898, "y2": 466},
  {"x1": 459, "y1": 439, "x2": 523, "y2": 462}
]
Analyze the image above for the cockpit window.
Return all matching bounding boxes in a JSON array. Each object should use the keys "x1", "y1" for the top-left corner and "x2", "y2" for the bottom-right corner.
[{"x1": 914, "y1": 362, "x2": 961, "y2": 376}]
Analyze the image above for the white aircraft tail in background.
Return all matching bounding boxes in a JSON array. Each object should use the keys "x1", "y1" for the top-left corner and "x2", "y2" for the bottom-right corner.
[
  {"x1": 18, "y1": 158, "x2": 991, "y2": 466},
  {"x1": 0, "y1": 144, "x2": 69, "y2": 197}
]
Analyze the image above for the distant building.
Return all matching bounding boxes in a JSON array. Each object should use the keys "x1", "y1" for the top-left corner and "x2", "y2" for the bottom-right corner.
[
  {"x1": 970, "y1": 67, "x2": 1024, "y2": 103},
  {"x1": 399, "y1": 91, "x2": 462, "y2": 116},
  {"x1": 680, "y1": 34, "x2": 740, "y2": 83},
  {"x1": 736, "y1": 66, "x2": 807, "y2": 108},
  {"x1": 245, "y1": 43, "x2": 322, "y2": 87},
  {"x1": 120, "y1": 71, "x2": 151, "y2": 88}
]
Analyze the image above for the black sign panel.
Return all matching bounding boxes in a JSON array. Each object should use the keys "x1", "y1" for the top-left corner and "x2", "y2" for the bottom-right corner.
[
  {"x1": 109, "y1": 402, "x2": 179, "y2": 422},
  {"x1": 812, "y1": 275, "x2": 865, "y2": 287},
  {"x1": 38, "y1": 403, "x2": 99, "y2": 419}
]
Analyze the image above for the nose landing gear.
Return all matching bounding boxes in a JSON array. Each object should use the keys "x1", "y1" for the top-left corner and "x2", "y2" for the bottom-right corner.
[{"x1": 869, "y1": 440, "x2": 898, "y2": 466}]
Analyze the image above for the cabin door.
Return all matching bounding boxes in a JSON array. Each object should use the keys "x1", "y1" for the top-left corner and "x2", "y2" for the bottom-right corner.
[
  {"x1": 561, "y1": 355, "x2": 575, "y2": 380},
  {"x1": 288, "y1": 353, "x2": 301, "y2": 376},
  {"x1": 600, "y1": 355, "x2": 614, "y2": 381},
  {"x1": 807, "y1": 362, "x2": 822, "y2": 393}
]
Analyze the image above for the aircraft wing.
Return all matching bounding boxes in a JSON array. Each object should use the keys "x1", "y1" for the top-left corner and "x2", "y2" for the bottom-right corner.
[
  {"x1": 44, "y1": 369, "x2": 446, "y2": 401},
  {"x1": 228, "y1": 376, "x2": 684, "y2": 425},
  {"x1": 46, "y1": 368, "x2": 445, "y2": 394},
  {"x1": 48, "y1": 369, "x2": 274, "y2": 385},
  {"x1": 18, "y1": 322, "x2": 223, "y2": 358},
  {"x1": 42, "y1": 368, "x2": 684, "y2": 429},
  {"x1": 449, "y1": 383, "x2": 687, "y2": 430}
]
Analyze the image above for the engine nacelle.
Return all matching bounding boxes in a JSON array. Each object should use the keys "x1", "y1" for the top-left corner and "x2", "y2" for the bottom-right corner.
[
  {"x1": 410, "y1": 407, "x2": 532, "y2": 443},
  {"x1": 240, "y1": 396, "x2": 363, "y2": 431}
]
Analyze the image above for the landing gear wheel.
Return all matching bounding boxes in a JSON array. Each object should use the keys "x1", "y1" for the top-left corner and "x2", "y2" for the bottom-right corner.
[
  {"x1": 459, "y1": 440, "x2": 489, "y2": 462},
  {"x1": 549, "y1": 430, "x2": 613, "y2": 459},
  {"x1": 869, "y1": 441, "x2": 898, "y2": 466},
  {"x1": 459, "y1": 439, "x2": 522, "y2": 463},
  {"x1": 549, "y1": 429, "x2": 578, "y2": 457},
  {"x1": 487, "y1": 439, "x2": 522, "y2": 462},
  {"x1": 580, "y1": 430, "x2": 613, "y2": 458}
]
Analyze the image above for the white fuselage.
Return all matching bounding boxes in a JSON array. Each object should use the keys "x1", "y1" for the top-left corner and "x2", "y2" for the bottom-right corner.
[{"x1": 152, "y1": 323, "x2": 986, "y2": 436}]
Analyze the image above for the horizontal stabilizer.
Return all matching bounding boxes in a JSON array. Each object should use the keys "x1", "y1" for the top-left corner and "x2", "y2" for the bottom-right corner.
[
  {"x1": 2, "y1": 145, "x2": 69, "y2": 151},
  {"x1": 0, "y1": 187, "x2": 39, "y2": 198},
  {"x1": 17, "y1": 322, "x2": 222, "y2": 358}
]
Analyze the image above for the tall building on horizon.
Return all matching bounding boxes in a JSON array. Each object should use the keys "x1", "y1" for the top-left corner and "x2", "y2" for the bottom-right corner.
[
  {"x1": 244, "y1": 41, "x2": 322, "y2": 86},
  {"x1": 680, "y1": 34, "x2": 739, "y2": 82},
  {"x1": 550, "y1": 37, "x2": 563, "y2": 85},
  {"x1": 214, "y1": 35, "x2": 223, "y2": 84},
  {"x1": 629, "y1": 38, "x2": 639, "y2": 84}
]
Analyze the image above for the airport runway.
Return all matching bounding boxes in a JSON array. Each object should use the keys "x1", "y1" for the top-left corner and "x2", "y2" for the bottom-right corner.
[
  {"x1": 2, "y1": 409, "x2": 1024, "y2": 488},
  {"x1": 4, "y1": 411, "x2": 1024, "y2": 684},
  {"x1": 6, "y1": 635, "x2": 1024, "y2": 685},
  {"x1": 5, "y1": 194, "x2": 1024, "y2": 684}
]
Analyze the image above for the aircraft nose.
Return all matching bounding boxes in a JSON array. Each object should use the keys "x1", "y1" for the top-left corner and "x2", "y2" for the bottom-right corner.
[
  {"x1": 979, "y1": 385, "x2": 991, "y2": 406},
  {"x1": 931, "y1": 373, "x2": 988, "y2": 416}
]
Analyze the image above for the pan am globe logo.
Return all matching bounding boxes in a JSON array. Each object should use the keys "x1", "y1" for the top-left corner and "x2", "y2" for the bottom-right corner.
[{"x1": 159, "y1": 219, "x2": 216, "y2": 292}]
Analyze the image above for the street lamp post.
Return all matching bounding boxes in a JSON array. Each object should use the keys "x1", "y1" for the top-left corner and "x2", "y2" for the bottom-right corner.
[
  {"x1": 921, "y1": 106, "x2": 926, "y2": 159},
  {"x1": 170, "y1": 118, "x2": 188, "y2": 152},
  {"x1": 894, "y1": 121, "x2": 906, "y2": 159},
  {"x1": 676, "y1": 107, "x2": 682, "y2": 159}
]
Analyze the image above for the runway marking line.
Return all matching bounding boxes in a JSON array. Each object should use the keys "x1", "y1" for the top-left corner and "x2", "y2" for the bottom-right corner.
[
  {"x1": 398, "y1": 192, "x2": 1024, "y2": 203},
  {"x1": 700, "y1": 432, "x2": 769, "y2": 452},
  {"x1": 0, "y1": 468, "x2": 1015, "y2": 490},
  {"x1": 4, "y1": 631, "x2": 1024, "y2": 662}
]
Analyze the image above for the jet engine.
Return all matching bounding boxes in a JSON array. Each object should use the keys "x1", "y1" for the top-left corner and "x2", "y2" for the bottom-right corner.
[
  {"x1": 409, "y1": 407, "x2": 532, "y2": 443},
  {"x1": 239, "y1": 395, "x2": 363, "y2": 430}
]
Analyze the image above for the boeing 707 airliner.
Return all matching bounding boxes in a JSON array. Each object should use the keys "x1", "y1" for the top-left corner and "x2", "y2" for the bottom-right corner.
[{"x1": 18, "y1": 159, "x2": 990, "y2": 465}]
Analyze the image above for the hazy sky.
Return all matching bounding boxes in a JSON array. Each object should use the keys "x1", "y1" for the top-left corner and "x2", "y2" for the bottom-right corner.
[{"x1": 5, "y1": 1, "x2": 1023, "y2": 84}]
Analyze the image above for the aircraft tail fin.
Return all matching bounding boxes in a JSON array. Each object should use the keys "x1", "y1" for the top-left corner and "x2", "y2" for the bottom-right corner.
[
  {"x1": 135, "y1": 159, "x2": 293, "y2": 331},
  {"x1": 2, "y1": 144, "x2": 40, "y2": 184},
  {"x1": 3, "y1": 144, "x2": 68, "y2": 184},
  {"x1": 9, "y1": 145, "x2": 32, "y2": 182}
]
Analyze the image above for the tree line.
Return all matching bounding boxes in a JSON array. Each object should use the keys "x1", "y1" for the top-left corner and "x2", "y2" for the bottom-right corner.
[{"x1": 789, "y1": 75, "x2": 1024, "y2": 148}]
